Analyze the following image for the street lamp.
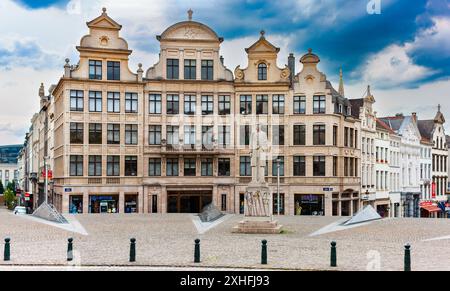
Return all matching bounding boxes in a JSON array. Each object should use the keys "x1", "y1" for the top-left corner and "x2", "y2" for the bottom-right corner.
[
  {"x1": 44, "y1": 156, "x2": 49, "y2": 205},
  {"x1": 276, "y1": 158, "x2": 281, "y2": 216}
]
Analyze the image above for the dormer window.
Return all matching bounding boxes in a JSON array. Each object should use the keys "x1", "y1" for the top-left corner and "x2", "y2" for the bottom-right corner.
[
  {"x1": 167, "y1": 59, "x2": 179, "y2": 80},
  {"x1": 258, "y1": 63, "x2": 267, "y2": 80},
  {"x1": 89, "y1": 60, "x2": 102, "y2": 80}
]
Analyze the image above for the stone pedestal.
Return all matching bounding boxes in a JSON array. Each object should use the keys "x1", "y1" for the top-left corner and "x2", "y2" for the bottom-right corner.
[
  {"x1": 232, "y1": 184, "x2": 283, "y2": 234},
  {"x1": 233, "y1": 217, "x2": 283, "y2": 234}
]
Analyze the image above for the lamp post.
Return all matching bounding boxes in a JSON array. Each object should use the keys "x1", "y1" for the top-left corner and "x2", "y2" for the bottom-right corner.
[
  {"x1": 276, "y1": 158, "x2": 281, "y2": 216},
  {"x1": 44, "y1": 156, "x2": 49, "y2": 205}
]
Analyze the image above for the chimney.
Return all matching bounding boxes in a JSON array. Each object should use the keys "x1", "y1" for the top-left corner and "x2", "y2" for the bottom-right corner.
[{"x1": 288, "y1": 53, "x2": 295, "y2": 87}]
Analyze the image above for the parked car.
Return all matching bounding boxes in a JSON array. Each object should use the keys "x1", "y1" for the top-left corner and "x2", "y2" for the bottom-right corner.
[{"x1": 13, "y1": 206, "x2": 27, "y2": 215}]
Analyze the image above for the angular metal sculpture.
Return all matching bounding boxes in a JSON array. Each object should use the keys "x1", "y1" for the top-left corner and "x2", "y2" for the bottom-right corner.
[
  {"x1": 343, "y1": 205, "x2": 382, "y2": 226},
  {"x1": 199, "y1": 203, "x2": 224, "y2": 223},
  {"x1": 32, "y1": 202, "x2": 68, "y2": 224}
]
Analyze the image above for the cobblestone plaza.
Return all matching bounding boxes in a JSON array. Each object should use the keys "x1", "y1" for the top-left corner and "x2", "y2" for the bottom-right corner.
[{"x1": 1, "y1": 208, "x2": 449, "y2": 271}]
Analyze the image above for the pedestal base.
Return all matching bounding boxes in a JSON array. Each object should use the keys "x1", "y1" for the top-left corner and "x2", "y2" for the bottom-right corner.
[{"x1": 232, "y1": 219, "x2": 283, "y2": 234}]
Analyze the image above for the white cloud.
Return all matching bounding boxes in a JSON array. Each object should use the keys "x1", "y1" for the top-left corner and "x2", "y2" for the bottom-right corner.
[
  {"x1": 359, "y1": 43, "x2": 436, "y2": 88},
  {"x1": 357, "y1": 16, "x2": 450, "y2": 88}
]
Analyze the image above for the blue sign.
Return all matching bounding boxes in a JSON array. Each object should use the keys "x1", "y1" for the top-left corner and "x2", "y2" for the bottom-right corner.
[
  {"x1": 64, "y1": 188, "x2": 73, "y2": 193},
  {"x1": 323, "y1": 188, "x2": 334, "y2": 192}
]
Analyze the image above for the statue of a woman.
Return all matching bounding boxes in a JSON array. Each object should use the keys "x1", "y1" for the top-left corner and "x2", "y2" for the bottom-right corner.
[{"x1": 250, "y1": 124, "x2": 268, "y2": 185}]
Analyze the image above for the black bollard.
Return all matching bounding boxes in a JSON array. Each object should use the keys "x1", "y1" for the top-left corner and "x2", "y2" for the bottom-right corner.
[
  {"x1": 261, "y1": 240, "x2": 267, "y2": 265},
  {"x1": 194, "y1": 239, "x2": 201, "y2": 263},
  {"x1": 330, "y1": 241, "x2": 337, "y2": 267},
  {"x1": 67, "y1": 238, "x2": 73, "y2": 262},
  {"x1": 130, "y1": 238, "x2": 136, "y2": 262},
  {"x1": 404, "y1": 244, "x2": 411, "y2": 272},
  {"x1": 4, "y1": 238, "x2": 10, "y2": 262}
]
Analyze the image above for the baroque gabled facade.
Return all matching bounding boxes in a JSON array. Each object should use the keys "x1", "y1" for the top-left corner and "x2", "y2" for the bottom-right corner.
[{"x1": 36, "y1": 9, "x2": 362, "y2": 215}]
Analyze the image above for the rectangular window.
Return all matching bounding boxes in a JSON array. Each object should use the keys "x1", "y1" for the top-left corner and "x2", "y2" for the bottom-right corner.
[
  {"x1": 294, "y1": 96, "x2": 306, "y2": 114},
  {"x1": 201, "y1": 60, "x2": 213, "y2": 80},
  {"x1": 272, "y1": 95, "x2": 285, "y2": 114},
  {"x1": 240, "y1": 125, "x2": 251, "y2": 146},
  {"x1": 313, "y1": 124, "x2": 326, "y2": 145},
  {"x1": 125, "y1": 156, "x2": 137, "y2": 176},
  {"x1": 333, "y1": 126, "x2": 338, "y2": 146},
  {"x1": 184, "y1": 158, "x2": 196, "y2": 176},
  {"x1": 256, "y1": 95, "x2": 268, "y2": 115},
  {"x1": 107, "y1": 61, "x2": 120, "y2": 81},
  {"x1": 201, "y1": 158, "x2": 213, "y2": 176},
  {"x1": 149, "y1": 158, "x2": 161, "y2": 176},
  {"x1": 125, "y1": 124, "x2": 138, "y2": 145},
  {"x1": 293, "y1": 125, "x2": 306, "y2": 146},
  {"x1": 218, "y1": 126, "x2": 230, "y2": 148},
  {"x1": 125, "y1": 93, "x2": 138, "y2": 113},
  {"x1": 149, "y1": 94, "x2": 162, "y2": 114},
  {"x1": 313, "y1": 156, "x2": 326, "y2": 176},
  {"x1": 149, "y1": 125, "x2": 161, "y2": 145},
  {"x1": 184, "y1": 95, "x2": 196, "y2": 115},
  {"x1": 349, "y1": 129, "x2": 354, "y2": 148},
  {"x1": 89, "y1": 123, "x2": 102, "y2": 144},
  {"x1": 107, "y1": 92, "x2": 120, "y2": 113},
  {"x1": 166, "y1": 158, "x2": 179, "y2": 176},
  {"x1": 184, "y1": 59, "x2": 196, "y2": 80},
  {"x1": 167, "y1": 59, "x2": 179, "y2": 80},
  {"x1": 313, "y1": 96, "x2": 326, "y2": 114},
  {"x1": 152, "y1": 195, "x2": 158, "y2": 213},
  {"x1": 218, "y1": 158, "x2": 230, "y2": 176},
  {"x1": 167, "y1": 126, "x2": 179, "y2": 146},
  {"x1": 88, "y1": 155, "x2": 102, "y2": 177},
  {"x1": 201, "y1": 95, "x2": 214, "y2": 115},
  {"x1": 293, "y1": 156, "x2": 306, "y2": 176},
  {"x1": 333, "y1": 156, "x2": 338, "y2": 177},
  {"x1": 107, "y1": 156, "x2": 120, "y2": 176},
  {"x1": 70, "y1": 123, "x2": 84, "y2": 144},
  {"x1": 240, "y1": 95, "x2": 252, "y2": 115},
  {"x1": 272, "y1": 157, "x2": 285, "y2": 176},
  {"x1": 344, "y1": 127, "x2": 349, "y2": 147},
  {"x1": 107, "y1": 124, "x2": 120, "y2": 145},
  {"x1": 70, "y1": 155, "x2": 83, "y2": 176},
  {"x1": 221, "y1": 194, "x2": 227, "y2": 212},
  {"x1": 240, "y1": 156, "x2": 251, "y2": 176},
  {"x1": 184, "y1": 125, "x2": 196, "y2": 146},
  {"x1": 273, "y1": 125, "x2": 285, "y2": 146},
  {"x1": 70, "y1": 90, "x2": 84, "y2": 112},
  {"x1": 89, "y1": 91, "x2": 102, "y2": 112},
  {"x1": 218, "y1": 95, "x2": 230, "y2": 115},
  {"x1": 167, "y1": 94, "x2": 179, "y2": 114},
  {"x1": 89, "y1": 60, "x2": 102, "y2": 80},
  {"x1": 202, "y1": 126, "x2": 213, "y2": 148}
]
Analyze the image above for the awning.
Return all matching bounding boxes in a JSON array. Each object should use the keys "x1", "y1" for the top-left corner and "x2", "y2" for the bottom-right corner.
[{"x1": 421, "y1": 205, "x2": 442, "y2": 213}]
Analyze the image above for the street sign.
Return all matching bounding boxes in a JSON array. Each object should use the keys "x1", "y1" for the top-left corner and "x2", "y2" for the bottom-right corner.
[
  {"x1": 323, "y1": 187, "x2": 334, "y2": 192},
  {"x1": 64, "y1": 188, "x2": 73, "y2": 193}
]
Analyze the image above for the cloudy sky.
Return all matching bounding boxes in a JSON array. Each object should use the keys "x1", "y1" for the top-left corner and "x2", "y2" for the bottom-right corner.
[{"x1": 0, "y1": 0, "x2": 449, "y2": 145}]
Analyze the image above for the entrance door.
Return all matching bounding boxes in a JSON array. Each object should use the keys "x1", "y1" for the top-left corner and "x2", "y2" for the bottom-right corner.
[{"x1": 167, "y1": 191, "x2": 212, "y2": 213}]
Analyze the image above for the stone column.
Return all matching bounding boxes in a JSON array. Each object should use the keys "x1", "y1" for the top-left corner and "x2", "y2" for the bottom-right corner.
[
  {"x1": 161, "y1": 186, "x2": 167, "y2": 214},
  {"x1": 119, "y1": 191, "x2": 125, "y2": 214},
  {"x1": 62, "y1": 193, "x2": 70, "y2": 214},
  {"x1": 143, "y1": 186, "x2": 149, "y2": 214},
  {"x1": 83, "y1": 192, "x2": 89, "y2": 214},
  {"x1": 138, "y1": 188, "x2": 144, "y2": 214}
]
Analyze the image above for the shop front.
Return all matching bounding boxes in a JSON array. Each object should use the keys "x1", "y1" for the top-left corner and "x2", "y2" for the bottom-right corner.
[
  {"x1": 125, "y1": 194, "x2": 138, "y2": 213},
  {"x1": 294, "y1": 194, "x2": 324, "y2": 216},
  {"x1": 167, "y1": 191, "x2": 212, "y2": 213},
  {"x1": 420, "y1": 201, "x2": 442, "y2": 218},
  {"x1": 89, "y1": 195, "x2": 119, "y2": 214},
  {"x1": 69, "y1": 195, "x2": 83, "y2": 214}
]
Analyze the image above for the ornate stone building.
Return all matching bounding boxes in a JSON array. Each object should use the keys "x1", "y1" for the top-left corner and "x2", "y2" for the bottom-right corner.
[{"x1": 31, "y1": 9, "x2": 363, "y2": 215}]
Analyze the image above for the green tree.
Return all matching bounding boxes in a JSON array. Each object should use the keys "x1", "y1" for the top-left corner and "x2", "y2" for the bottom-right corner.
[
  {"x1": 4, "y1": 189, "x2": 16, "y2": 210},
  {"x1": 6, "y1": 180, "x2": 16, "y2": 192},
  {"x1": 0, "y1": 180, "x2": 4, "y2": 195}
]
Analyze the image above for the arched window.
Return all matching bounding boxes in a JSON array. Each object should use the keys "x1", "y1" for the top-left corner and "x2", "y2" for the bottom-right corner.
[{"x1": 258, "y1": 63, "x2": 267, "y2": 80}]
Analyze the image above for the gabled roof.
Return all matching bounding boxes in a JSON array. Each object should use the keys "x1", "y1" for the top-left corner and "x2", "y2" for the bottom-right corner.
[
  {"x1": 245, "y1": 31, "x2": 280, "y2": 53},
  {"x1": 86, "y1": 8, "x2": 122, "y2": 30},
  {"x1": 348, "y1": 98, "x2": 364, "y2": 119},
  {"x1": 378, "y1": 115, "x2": 406, "y2": 132},
  {"x1": 417, "y1": 120, "x2": 435, "y2": 141},
  {"x1": 376, "y1": 118, "x2": 395, "y2": 134}
]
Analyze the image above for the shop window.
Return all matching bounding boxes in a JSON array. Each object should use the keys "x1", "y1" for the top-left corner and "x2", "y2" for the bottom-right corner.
[
  {"x1": 272, "y1": 193, "x2": 285, "y2": 215},
  {"x1": 69, "y1": 196, "x2": 83, "y2": 214},
  {"x1": 125, "y1": 195, "x2": 138, "y2": 213}
]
